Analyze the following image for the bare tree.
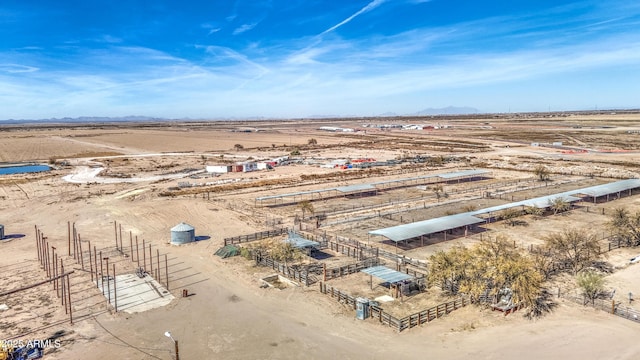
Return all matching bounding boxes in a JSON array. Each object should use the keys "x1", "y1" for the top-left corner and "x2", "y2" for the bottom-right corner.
[
  {"x1": 298, "y1": 200, "x2": 314, "y2": 220},
  {"x1": 234, "y1": 144, "x2": 244, "y2": 151},
  {"x1": 432, "y1": 184, "x2": 444, "y2": 202},
  {"x1": 534, "y1": 165, "x2": 551, "y2": 182},
  {"x1": 607, "y1": 207, "x2": 640, "y2": 246},
  {"x1": 543, "y1": 228, "x2": 601, "y2": 274},
  {"x1": 548, "y1": 197, "x2": 571, "y2": 215},
  {"x1": 307, "y1": 138, "x2": 318, "y2": 145}
]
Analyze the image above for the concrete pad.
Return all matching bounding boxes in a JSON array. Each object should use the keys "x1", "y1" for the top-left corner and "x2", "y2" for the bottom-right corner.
[{"x1": 98, "y1": 274, "x2": 175, "y2": 314}]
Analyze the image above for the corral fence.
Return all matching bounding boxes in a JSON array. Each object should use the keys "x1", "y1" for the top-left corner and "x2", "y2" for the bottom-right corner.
[
  {"x1": 322, "y1": 258, "x2": 382, "y2": 281},
  {"x1": 254, "y1": 253, "x2": 318, "y2": 286},
  {"x1": 560, "y1": 290, "x2": 640, "y2": 324},
  {"x1": 318, "y1": 282, "x2": 470, "y2": 332},
  {"x1": 224, "y1": 228, "x2": 289, "y2": 246}
]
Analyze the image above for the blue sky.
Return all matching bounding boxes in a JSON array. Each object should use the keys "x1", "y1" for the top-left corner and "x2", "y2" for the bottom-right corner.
[{"x1": 1, "y1": 0, "x2": 640, "y2": 119}]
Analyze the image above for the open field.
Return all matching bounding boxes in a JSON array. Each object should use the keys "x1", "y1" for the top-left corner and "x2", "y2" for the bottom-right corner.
[{"x1": 2, "y1": 113, "x2": 640, "y2": 359}]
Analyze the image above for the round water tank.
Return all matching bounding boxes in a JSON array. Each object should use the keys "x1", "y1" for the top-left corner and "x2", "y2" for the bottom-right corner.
[{"x1": 170, "y1": 222, "x2": 195, "y2": 245}]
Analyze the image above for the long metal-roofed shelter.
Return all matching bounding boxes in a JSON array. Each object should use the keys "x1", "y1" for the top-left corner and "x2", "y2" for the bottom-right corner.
[
  {"x1": 370, "y1": 179, "x2": 640, "y2": 244},
  {"x1": 369, "y1": 213, "x2": 485, "y2": 243},
  {"x1": 255, "y1": 169, "x2": 490, "y2": 206}
]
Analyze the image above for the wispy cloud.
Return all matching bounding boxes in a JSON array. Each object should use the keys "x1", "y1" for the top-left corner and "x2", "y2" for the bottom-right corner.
[
  {"x1": 320, "y1": 0, "x2": 386, "y2": 35},
  {"x1": 233, "y1": 23, "x2": 258, "y2": 35},
  {"x1": 0, "y1": 64, "x2": 38, "y2": 73}
]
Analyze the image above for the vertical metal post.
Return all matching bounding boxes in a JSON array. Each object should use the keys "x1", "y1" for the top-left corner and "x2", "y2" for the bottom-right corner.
[
  {"x1": 68, "y1": 221, "x2": 71, "y2": 256},
  {"x1": 35, "y1": 227, "x2": 41, "y2": 263},
  {"x1": 67, "y1": 274, "x2": 73, "y2": 325},
  {"x1": 61, "y1": 260, "x2": 66, "y2": 308},
  {"x1": 143, "y1": 239, "x2": 146, "y2": 270},
  {"x1": 78, "y1": 233, "x2": 85, "y2": 270},
  {"x1": 88, "y1": 240, "x2": 94, "y2": 282},
  {"x1": 105, "y1": 257, "x2": 111, "y2": 306},
  {"x1": 100, "y1": 251, "x2": 104, "y2": 295},
  {"x1": 129, "y1": 231, "x2": 133, "y2": 260},
  {"x1": 175, "y1": 340, "x2": 179, "y2": 360},
  {"x1": 136, "y1": 236, "x2": 140, "y2": 267},
  {"x1": 46, "y1": 242, "x2": 51, "y2": 278},
  {"x1": 149, "y1": 243, "x2": 153, "y2": 275},
  {"x1": 113, "y1": 263, "x2": 118, "y2": 312},
  {"x1": 94, "y1": 246, "x2": 99, "y2": 287},
  {"x1": 114, "y1": 221, "x2": 118, "y2": 250},
  {"x1": 165, "y1": 254, "x2": 169, "y2": 290},
  {"x1": 119, "y1": 223, "x2": 123, "y2": 252},
  {"x1": 157, "y1": 249, "x2": 160, "y2": 283}
]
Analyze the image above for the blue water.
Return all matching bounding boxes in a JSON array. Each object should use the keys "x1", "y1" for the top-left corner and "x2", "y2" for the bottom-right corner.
[{"x1": 0, "y1": 165, "x2": 51, "y2": 175}]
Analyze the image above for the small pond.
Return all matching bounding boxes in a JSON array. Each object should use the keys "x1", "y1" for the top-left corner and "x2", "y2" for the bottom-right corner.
[{"x1": 0, "y1": 164, "x2": 51, "y2": 175}]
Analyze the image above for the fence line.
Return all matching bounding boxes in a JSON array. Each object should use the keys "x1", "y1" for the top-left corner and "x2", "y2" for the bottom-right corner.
[
  {"x1": 254, "y1": 253, "x2": 317, "y2": 286},
  {"x1": 224, "y1": 228, "x2": 288, "y2": 246},
  {"x1": 318, "y1": 282, "x2": 469, "y2": 332}
]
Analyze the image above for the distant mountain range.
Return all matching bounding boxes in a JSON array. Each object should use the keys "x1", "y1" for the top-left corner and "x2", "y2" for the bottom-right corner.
[
  {"x1": 0, "y1": 116, "x2": 166, "y2": 124},
  {"x1": 378, "y1": 106, "x2": 480, "y2": 117}
]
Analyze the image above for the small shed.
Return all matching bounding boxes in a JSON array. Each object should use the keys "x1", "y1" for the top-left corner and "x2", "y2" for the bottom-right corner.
[{"x1": 170, "y1": 222, "x2": 195, "y2": 245}]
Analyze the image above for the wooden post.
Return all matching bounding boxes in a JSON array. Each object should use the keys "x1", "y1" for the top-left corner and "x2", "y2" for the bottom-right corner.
[
  {"x1": 130, "y1": 231, "x2": 133, "y2": 260},
  {"x1": 46, "y1": 242, "x2": 51, "y2": 278},
  {"x1": 119, "y1": 223, "x2": 123, "y2": 252},
  {"x1": 136, "y1": 236, "x2": 140, "y2": 267},
  {"x1": 157, "y1": 249, "x2": 160, "y2": 283},
  {"x1": 114, "y1": 221, "x2": 118, "y2": 250}
]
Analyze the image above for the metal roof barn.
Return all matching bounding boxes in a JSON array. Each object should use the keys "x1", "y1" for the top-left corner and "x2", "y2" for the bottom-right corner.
[
  {"x1": 369, "y1": 214, "x2": 485, "y2": 242},
  {"x1": 170, "y1": 222, "x2": 195, "y2": 245}
]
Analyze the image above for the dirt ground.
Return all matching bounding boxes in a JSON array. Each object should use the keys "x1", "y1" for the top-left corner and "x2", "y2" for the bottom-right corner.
[{"x1": 3, "y1": 114, "x2": 640, "y2": 359}]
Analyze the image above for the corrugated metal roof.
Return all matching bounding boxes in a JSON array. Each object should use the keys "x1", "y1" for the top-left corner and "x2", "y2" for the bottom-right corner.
[
  {"x1": 567, "y1": 179, "x2": 640, "y2": 197},
  {"x1": 171, "y1": 222, "x2": 194, "y2": 232},
  {"x1": 336, "y1": 184, "x2": 376, "y2": 193},
  {"x1": 369, "y1": 214, "x2": 485, "y2": 242},
  {"x1": 370, "y1": 179, "x2": 640, "y2": 242},
  {"x1": 256, "y1": 169, "x2": 490, "y2": 201},
  {"x1": 361, "y1": 265, "x2": 413, "y2": 283},
  {"x1": 437, "y1": 169, "x2": 489, "y2": 179},
  {"x1": 285, "y1": 232, "x2": 320, "y2": 248}
]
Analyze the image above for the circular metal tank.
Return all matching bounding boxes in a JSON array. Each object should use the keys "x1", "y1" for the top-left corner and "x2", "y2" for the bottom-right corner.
[{"x1": 170, "y1": 222, "x2": 195, "y2": 245}]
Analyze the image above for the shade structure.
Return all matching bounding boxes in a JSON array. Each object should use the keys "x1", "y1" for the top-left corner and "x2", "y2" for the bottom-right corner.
[
  {"x1": 361, "y1": 266, "x2": 413, "y2": 283},
  {"x1": 369, "y1": 213, "x2": 485, "y2": 243},
  {"x1": 285, "y1": 231, "x2": 320, "y2": 249}
]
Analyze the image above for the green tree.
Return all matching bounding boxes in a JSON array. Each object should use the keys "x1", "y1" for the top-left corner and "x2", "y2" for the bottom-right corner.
[
  {"x1": 576, "y1": 270, "x2": 606, "y2": 305},
  {"x1": 543, "y1": 228, "x2": 601, "y2": 274},
  {"x1": 427, "y1": 246, "x2": 471, "y2": 295}
]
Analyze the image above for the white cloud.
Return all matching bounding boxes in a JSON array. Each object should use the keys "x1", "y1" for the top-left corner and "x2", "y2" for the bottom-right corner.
[
  {"x1": 320, "y1": 0, "x2": 386, "y2": 35},
  {"x1": 233, "y1": 23, "x2": 257, "y2": 35},
  {"x1": 0, "y1": 64, "x2": 38, "y2": 73}
]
